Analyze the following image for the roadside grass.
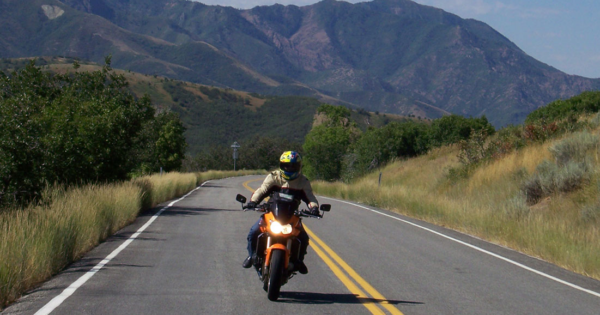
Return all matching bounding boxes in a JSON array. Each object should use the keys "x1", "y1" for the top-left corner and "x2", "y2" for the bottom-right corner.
[
  {"x1": 313, "y1": 131, "x2": 600, "y2": 281},
  {"x1": 0, "y1": 170, "x2": 265, "y2": 309}
]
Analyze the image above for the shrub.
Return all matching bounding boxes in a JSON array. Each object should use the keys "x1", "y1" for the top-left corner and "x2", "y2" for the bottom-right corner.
[
  {"x1": 549, "y1": 131, "x2": 599, "y2": 166},
  {"x1": 522, "y1": 160, "x2": 591, "y2": 204},
  {"x1": 526, "y1": 91, "x2": 600, "y2": 123}
]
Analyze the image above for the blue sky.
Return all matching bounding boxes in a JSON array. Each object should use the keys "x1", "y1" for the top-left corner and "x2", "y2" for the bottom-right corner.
[{"x1": 194, "y1": 0, "x2": 600, "y2": 79}]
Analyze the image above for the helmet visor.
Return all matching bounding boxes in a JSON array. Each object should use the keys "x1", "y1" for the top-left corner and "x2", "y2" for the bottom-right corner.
[{"x1": 280, "y1": 162, "x2": 300, "y2": 173}]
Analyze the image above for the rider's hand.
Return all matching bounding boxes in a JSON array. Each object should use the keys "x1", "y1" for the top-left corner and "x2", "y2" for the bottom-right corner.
[
  {"x1": 245, "y1": 201, "x2": 257, "y2": 209},
  {"x1": 310, "y1": 206, "x2": 320, "y2": 216}
]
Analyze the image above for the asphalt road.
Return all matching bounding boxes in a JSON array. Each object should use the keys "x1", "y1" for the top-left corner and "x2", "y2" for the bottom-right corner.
[{"x1": 3, "y1": 175, "x2": 600, "y2": 315}]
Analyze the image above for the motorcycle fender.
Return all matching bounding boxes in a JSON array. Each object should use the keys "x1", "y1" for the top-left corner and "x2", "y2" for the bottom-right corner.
[{"x1": 265, "y1": 245, "x2": 289, "y2": 269}]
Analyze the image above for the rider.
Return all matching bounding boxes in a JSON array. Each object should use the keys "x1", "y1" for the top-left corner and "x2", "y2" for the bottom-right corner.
[{"x1": 243, "y1": 151, "x2": 320, "y2": 274}]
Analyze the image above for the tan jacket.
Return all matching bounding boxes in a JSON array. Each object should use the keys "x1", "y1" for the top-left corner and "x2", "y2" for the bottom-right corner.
[{"x1": 251, "y1": 170, "x2": 319, "y2": 209}]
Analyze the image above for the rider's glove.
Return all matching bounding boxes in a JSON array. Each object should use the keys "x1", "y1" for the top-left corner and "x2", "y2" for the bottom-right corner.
[
  {"x1": 245, "y1": 201, "x2": 257, "y2": 209},
  {"x1": 310, "y1": 206, "x2": 320, "y2": 216}
]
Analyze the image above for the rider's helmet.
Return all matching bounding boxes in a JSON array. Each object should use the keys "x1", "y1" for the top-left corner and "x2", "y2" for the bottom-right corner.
[{"x1": 279, "y1": 151, "x2": 302, "y2": 181}]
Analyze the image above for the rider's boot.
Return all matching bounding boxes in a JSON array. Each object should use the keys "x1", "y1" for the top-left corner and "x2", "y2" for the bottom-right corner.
[
  {"x1": 295, "y1": 260, "x2": 308, "y2": 274},
  {"x1": 242, "y1": 256, "x2": 253, "y2": 268}
]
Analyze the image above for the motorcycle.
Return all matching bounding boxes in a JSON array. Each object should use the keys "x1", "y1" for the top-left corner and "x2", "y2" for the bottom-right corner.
[{"x1": 236, "y1": 192, "x2": 331, "y2": 301}]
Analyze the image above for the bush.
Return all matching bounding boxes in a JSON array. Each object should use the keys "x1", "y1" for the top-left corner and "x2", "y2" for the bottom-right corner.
[
  {"x1": 522, "y1": 160, "x2": 591, "y2": 204},
  {"x1": 549, "y1": 131, "x2": 599, "y2": 166},
  {"x1": 526, "y1": 91, "x2": 600, "y2": 123}
]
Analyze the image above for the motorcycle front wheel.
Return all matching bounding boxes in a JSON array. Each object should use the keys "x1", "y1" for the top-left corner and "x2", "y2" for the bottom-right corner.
[{"x1": 267, "y1": 249, "x2": 285, "y2": 301}]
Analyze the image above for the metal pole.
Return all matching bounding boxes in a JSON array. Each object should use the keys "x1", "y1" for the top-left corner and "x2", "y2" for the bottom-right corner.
[
  {"x1": 231, "y1": 141, "x2": 240, "y2": 171},
  {"x1": 379, "y1": 172, "x2": 382, "y2": 187}
]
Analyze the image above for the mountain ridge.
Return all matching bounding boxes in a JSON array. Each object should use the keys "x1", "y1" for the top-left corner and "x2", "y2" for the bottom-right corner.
[{"x1": 2, "y1": 0, "x2": 599, "y2": 126}]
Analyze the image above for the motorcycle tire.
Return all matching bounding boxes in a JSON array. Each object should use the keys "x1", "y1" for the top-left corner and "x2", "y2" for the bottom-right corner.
[{"x1": 267, "y1": 250, "x2": 285, "y2": 301}]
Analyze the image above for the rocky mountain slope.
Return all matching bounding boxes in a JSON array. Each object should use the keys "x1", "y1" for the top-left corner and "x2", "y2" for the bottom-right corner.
[{"x1": 2, "y1": 0, "x2": 599, "y2": 126}]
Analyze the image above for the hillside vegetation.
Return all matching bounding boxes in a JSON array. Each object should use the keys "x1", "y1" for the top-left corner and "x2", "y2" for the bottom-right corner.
[
  {"x1": 0, "y1": 59, "x2": 187, "y2": 206},
  {"x1": 1, "y1": 57, "x2": 408, "y2": 155},
  {"x1": 311, "y1": 91, "x2": 600, "y2": 280}
]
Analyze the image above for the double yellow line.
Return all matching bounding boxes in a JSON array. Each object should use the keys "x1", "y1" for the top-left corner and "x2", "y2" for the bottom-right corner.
[{"x1": 242, "y1": 179, "x2": 403, "y2": 315}]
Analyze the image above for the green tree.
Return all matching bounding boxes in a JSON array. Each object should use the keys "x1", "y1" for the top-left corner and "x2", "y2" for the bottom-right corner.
[
  {"x1": 429, "y1": 115, "x2": 495, "y2": 147},
  {"x1": 0, "y1": 59, "x2": 159, "y2": 205},
  {"x1": 302, "y1": 125, "x2": 352, "y2": 181},
  {"x1": 351, "y1": 121, "x2": 431, "y2": 177},
  {"x1": 317, "y1": 104, "x2": 352, "y2": 127}
]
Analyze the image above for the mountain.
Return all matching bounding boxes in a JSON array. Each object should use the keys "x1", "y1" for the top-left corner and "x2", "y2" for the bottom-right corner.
[{"x1": 2, "y1": 0, "x2": 599, "y2": 126}]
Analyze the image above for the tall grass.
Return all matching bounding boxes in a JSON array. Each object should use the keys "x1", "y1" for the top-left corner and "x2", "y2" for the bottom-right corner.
[
  {"x1": 0, "y1": 170, "x2": 264, "y2": 309},
  {"x1": 313, "y1": 131, "x2": 600, "y2": 281}
]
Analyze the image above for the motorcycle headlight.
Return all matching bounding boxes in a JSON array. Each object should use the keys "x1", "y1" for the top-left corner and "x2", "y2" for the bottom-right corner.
[{"x1": 270, "y1": 221, "x2": 293, "y2": 235}]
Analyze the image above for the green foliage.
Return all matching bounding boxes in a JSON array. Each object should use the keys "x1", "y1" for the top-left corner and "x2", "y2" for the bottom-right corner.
[
  {"x1": 317, "y1": 104, "x2": 352, "y2": 127},
  {"x1": 526, "y1": 91, "x2": 600, "y2": 124},
  {"x1": 0, "y1": 60, "x2": 186, "y2": 205},
  {"x1": 182, "y1": 136, "x2": 299, "y2": 172},
  {"x1": 456, "y1": 129, "x2": 491, "y2": 166},
  {"x1": 130, "y1": 112, "x2": 188, "y2": 176},
  {"x1": 302, "y1": 126, "x2": 352, "y2": 181},
  {"x1": 164, "y1": 79, "x2": 322, "y2": 153},
  {"x1": 429, "y1": 115, "x2": 495, "y2": 147},
  {"x1": 350, "y1": 121, "x2": 431, "y2": 177}
]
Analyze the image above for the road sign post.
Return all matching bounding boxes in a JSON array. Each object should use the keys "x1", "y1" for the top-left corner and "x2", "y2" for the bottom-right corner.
[{"x1": 231, "y1": 141, "x2": 240, "y2": 171}]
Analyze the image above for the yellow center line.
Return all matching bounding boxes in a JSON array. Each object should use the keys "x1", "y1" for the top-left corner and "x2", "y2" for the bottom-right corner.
[
  {"x1": 242, "y1": 179, "x2": 403, "y2": 315},
  {"x1": 305, "y1": 226, "x2": 404, "y2": 315},
  {"x1": 309, "y1": 239, "x2": 385, "y2": 315}
]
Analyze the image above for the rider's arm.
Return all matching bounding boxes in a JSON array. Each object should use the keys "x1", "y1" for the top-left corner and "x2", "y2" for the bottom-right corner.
[
  {"x1": 301, "y1": 177, "x2": 319, "y2": 209},
  {"x1": 250, "y1": 173, "x2": 276, "y2": 203}
]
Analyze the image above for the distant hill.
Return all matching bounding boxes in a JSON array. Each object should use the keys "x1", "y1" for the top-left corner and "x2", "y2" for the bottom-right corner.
[
  {"x1": 0, "y1": 57, "x2": 408, "y2": 154},
  {"x1": 2, "y1": 0, "x2": 599, "y2": 126}
]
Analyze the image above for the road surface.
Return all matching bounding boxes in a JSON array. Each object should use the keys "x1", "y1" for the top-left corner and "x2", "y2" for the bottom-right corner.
[{"x1": 3, "y1": 176, "x2": 600, "y2": 314}]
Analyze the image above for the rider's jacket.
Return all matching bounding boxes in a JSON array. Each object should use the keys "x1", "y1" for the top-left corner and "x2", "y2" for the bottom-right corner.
[{"x1": 251, "y1": 170, "x2": 318, "y2": 209}]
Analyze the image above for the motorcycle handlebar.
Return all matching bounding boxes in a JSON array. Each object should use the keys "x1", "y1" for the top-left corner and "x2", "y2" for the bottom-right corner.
[
  {"x1": 242, "y1": 204, "x2": 322, "y2": 218},
  {"x1": 243, "y1": 204, "x2": 268, "y2": 212},
  {"x1": 299, "y1": 209, "x2": 323, "y2": 219}
]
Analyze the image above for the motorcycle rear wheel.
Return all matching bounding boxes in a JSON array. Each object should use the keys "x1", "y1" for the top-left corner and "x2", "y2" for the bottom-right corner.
[{"x1": 267, "y1": 250, "x2": 285, "y2": 301}]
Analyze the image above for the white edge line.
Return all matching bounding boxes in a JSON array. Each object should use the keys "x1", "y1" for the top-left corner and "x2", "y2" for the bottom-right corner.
[
  {"x1": 320, "y1": 196, "x2": 600, "y2": 298},
  {"x1": 34, "y1": 181, "x2": 211, "y2": 315}
]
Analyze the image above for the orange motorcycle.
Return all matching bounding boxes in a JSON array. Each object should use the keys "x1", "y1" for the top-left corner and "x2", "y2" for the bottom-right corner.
[{"x1": 236, "y1": 192, "x2": 331, "y2": 301}]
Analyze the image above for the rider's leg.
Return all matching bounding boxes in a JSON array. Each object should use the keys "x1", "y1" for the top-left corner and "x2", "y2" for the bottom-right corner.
[
  {"x1": 247, "y1": 218, "x2": 262, "y2": 257},
  {"x1": 298, "y1": 228, "x2": 309, "y2": 261},
  {"x1": 243, "y1": 217, "x2": 262, "y2": 268},
  {"x1": 295, "y1": 226, "x2": 309, "y2": 274}
]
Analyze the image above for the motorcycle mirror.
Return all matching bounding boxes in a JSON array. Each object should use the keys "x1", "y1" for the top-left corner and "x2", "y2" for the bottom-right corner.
[
  {"x1": 320, "y1": 204, "x2": 331, "y2": 212},
  {"x1": 236, "y1": 194, "x2": 247, "y2": 204}
]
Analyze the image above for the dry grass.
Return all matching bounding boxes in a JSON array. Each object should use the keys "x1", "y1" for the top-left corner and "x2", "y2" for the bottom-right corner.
[
  {"x1": 0, "y1": 170, "x2": 265, "y2": 309},
  {"x1": 313, "y1": 133, "x2": 600, "y2": 281},
  {"x1": 0, "y1": 183, "x2": 141, "y2": 308}
]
